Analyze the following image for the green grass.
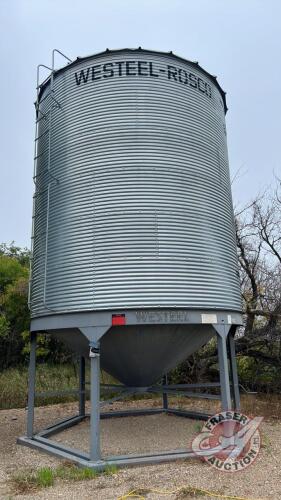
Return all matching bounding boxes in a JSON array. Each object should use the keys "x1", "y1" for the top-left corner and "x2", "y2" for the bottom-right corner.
[
  {"x1": 193, "y1": 422, "x2": 202, "y2": 433},
  {"x1": 11, "y1": 463, "x2": 117, "y2": 494},
  {"x1": 36, "y1": 467, "x2": 54, "y2": 487},
  {"x1": 0, "y1": 364, "x2": 79, "y2": 409},
  {"x1": 0, "y1": 364, "x2": 115, "y2": 409}
]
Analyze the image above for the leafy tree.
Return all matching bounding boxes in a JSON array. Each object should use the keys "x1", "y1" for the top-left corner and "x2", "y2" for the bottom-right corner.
[
  {"x1": 0, "y1": 243, "x2": 72, "y2": 369},
  {"x1": 0, "y1": 245, "x2": 30, "y2": 369}
]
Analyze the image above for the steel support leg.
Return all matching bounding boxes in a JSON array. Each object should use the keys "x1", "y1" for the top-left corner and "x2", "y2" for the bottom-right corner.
[
  {"x1": 216, "y1": 326, "x2": 232, "y2": 411},
  {"x1": 79, "y1": 356, "x2": 86, "y2": 417},
  {"x1": 162, "y1": 374, "x2": 168, "y2": 410},
  {"x1": 27, "y1": 332, "x2": 37, "y2": 438},
  {"x1": 228, "y1": 330, "x2": 241, "y2": 410},
  {"x1": 90, "y1": 342, "x2": 101, "y2": 462}
]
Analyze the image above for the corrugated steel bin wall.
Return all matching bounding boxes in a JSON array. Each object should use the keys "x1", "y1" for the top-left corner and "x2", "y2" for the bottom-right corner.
[{"x1": 31, "y1": 49, "x2": 241, "y2": 316}]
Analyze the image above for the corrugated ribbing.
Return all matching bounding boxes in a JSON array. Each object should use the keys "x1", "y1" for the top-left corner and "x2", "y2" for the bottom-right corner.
[{"x1": 30, "y1": 50, "x2": 241, "y2": 315}]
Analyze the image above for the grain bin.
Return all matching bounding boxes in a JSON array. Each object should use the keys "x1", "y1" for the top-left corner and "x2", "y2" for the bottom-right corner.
[
  {"x1": 20, "y1": 48, "x2": 242, "y2": 468},
  {"x1": 30, "y1": 48, "x2": 242, "y2": 387}
]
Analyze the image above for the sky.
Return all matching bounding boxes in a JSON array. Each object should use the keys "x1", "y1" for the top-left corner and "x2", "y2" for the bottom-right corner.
[{"x1": 0, "y1": 0, "x2": 280, "y2": 248}]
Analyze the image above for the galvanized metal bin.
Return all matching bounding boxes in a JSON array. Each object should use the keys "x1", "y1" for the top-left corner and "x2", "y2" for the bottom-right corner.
[{"x1": 31, "y1": 49, "x2": 241, "y2": 317}]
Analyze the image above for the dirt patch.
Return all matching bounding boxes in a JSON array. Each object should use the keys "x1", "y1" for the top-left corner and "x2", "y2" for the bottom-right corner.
[{"x1": 0, "y1": 398, "x2": 281, "y2": 499}]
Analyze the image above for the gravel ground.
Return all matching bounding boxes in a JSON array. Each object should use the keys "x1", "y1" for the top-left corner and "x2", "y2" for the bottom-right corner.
[{"x1": 0, "y1": 398, "x2": 280, "y2": 500}]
